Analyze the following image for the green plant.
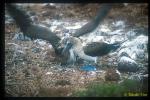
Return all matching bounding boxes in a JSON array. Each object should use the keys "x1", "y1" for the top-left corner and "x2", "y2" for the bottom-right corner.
[
  {"x1": 72, "y1": 79, "x2": 147, "y2": 97},
  {"x1": 72, "y1": 83, "x2": 125, "y2": 97},
  {"x1": 120, "y1": 79, "x2": 145, "y2": 93}
]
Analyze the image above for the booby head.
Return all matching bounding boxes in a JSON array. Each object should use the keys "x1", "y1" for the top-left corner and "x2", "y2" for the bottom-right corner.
[
  {"x1": 64, "y1": 36, "x2": 81, "y2": 46},
  {"x1": 61, "y1": 36, "x2": 82, "y2": 55}
]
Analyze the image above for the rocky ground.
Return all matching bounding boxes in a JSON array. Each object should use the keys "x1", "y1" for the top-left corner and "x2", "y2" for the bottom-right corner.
[{"x1": 5, "y1": 3, "x2": 148, "y2": 97}]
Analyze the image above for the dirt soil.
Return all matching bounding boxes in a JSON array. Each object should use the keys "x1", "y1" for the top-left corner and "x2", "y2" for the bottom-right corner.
[{"x1": 5, "y1": 3, "x2": 148, "y2": 97}]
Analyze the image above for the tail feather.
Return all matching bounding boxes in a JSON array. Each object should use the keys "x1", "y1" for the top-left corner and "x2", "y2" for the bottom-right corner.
[
  {"x1": 6, "y1": 4, "x2": 32, "y2": 33},
  {"x1": 110, "y1": 39, "x2": 128, "y2": 50}
]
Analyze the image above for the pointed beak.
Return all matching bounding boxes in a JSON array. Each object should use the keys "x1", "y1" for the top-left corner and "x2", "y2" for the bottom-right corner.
[{"x1": 61, "y1": 42, "x2": 73, "y2": 55}]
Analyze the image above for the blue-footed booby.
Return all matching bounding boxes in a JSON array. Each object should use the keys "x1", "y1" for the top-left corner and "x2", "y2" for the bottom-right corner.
[{"x1": 61, "y1": 36, "x2": 124, "y2": 65}]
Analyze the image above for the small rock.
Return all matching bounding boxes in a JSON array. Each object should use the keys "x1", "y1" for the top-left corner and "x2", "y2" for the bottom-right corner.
[
  {"x1": 134, "y1": 27, "x2": 148, "y2": 36},
  {"x1": 128, "y1": 74, "x2": 148, "y2": 84},
  {"x1": 34, "y1": 39, "x2": 47, "y2": 46},
  {"x1": 13, "y1": 33, "x2": 31, "y2": 41},
  {"x1": 105, "y1": 68, "x2": 121, "y2": 81},
  {"x1": 112, "y1": 20, "x2": 125, "y2": 28},
  {"x1": 118, "y1": 56, "x2": 139, "y2": 72},
  {"x1": 137, "y1": 43, "x2": 145, "y2": 49},
  {"x1": 31, "y1": 47, "x2": 41, "y2": 53},
  {"x1": 45, "y1": 72, "x2": 53, "y2": 75},
  {"x1": 136, "y1": 49, "x2": 145, "y2": 59},
  {"x1": 5, "y1": 15, "x2": 14, "y2": 24},
  {"x1": 86, "y1": 71, "x2": 97, "y2": 78},
  {"x1": 30, "y1": 16, "x2": 39, "y2": 22},
  {"x1": 126, "y1": 30, "x2": 137, "y2": 40},
  {"x1": 55, "y1": 79, "x2": 71, "y2": 86}
]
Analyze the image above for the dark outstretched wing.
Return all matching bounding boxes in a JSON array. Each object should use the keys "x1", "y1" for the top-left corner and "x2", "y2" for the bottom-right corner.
[
  {"x1": 6, "y1": 4, "x2": 33, "y2": 33},
  {"x1": 6, "y1": 4, "x2": 62, "y2": 54},
  {"x1": 72, "y1": 4, "x2": 112, "y2": 37}
]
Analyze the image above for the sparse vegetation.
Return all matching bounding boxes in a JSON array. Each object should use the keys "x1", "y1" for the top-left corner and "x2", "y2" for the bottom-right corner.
[{"x1": 72, "y1": 79, "x2": 148, "y2": 97}]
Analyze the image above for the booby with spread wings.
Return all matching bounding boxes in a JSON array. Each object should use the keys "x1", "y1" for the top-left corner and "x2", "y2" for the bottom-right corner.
[{"x1": 6, "y1": 3, "x2": 114, "y2": 65}]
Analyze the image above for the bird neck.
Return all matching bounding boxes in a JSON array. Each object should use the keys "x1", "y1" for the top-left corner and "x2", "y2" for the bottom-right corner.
[
  {"x1": 67, "y1": 48, "x2": 76, "y2": 64},
  {"x1": 68, "y1": 37, "x2": 97, "y2": 63},
  {"x1": 71, "y1": 37, "x2": 82, "y2": 46}
]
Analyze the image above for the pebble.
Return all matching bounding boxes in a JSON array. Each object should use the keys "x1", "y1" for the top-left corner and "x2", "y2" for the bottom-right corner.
[
  {"x1": 13, "y1": 33, "x2": 31, "y2": 41},
  {"x1": 118, "y1": 56, "x2": 139, "y2": 72}
]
